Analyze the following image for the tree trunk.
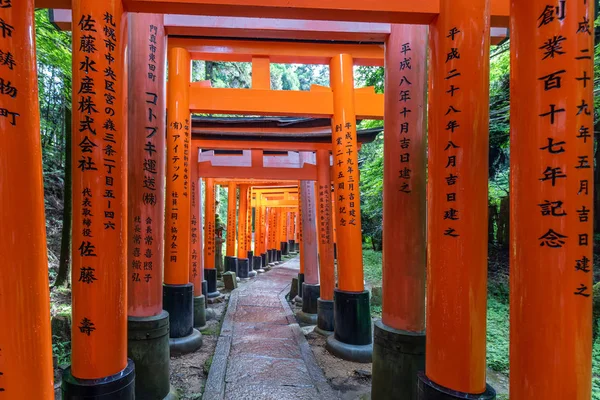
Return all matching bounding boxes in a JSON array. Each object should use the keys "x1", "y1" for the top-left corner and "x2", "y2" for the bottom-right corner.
[
  {"x1": 498, "y1": 196, "x2": 509, "y2": 249},
  {"x1": 54, "y1": 108, "x2": 72, "y2": 288},
  {"x1": 488, "y1": 203, "x2": 498, "y2": 243}
]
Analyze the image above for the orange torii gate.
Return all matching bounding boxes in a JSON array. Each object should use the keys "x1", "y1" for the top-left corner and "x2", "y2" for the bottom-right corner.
[{"x1": 2, "y1": 1, "x2": 594, "y2": 400}]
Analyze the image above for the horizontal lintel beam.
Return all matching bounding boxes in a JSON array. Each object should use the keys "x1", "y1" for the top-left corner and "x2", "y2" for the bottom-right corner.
[
  {"x1": 198, "y1": 162, "x2": 317, "y2": 180},
  {"x1": 169, "y1": 38, "x2": 384, "y2": 66},
  {"x1": 189, "y1": 87, "x2": 384, "y2": 119}
]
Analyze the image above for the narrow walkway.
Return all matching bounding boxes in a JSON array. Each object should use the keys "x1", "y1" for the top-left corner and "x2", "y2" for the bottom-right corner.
[{"x1": 204, "y1": 257, "x2": 336, "y2": 400}]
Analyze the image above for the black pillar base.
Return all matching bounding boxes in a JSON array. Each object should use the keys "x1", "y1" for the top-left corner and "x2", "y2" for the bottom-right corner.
[
  {"x1": 205, "y1": 269, "x2": 221, "y2": 298},
  {"x1": 276, "y1": 250, "x2": 282, "y2": 262},
  {"x1": 316, "y1": 298, "x2": 334, "y2": 336},
  {"x1": 325, "y1": 289, "x2": 372, "y2": 363},
  {"x1": 280, "y1": 241, "x2": 288, "y2": 256},
  {"x1": 297, "y1": 283, "x2": 319, "y2": 324},
  {"x1": 294, "y1": 273, "x2": 305, "y2": 304},
  {"x1": 270, "y1": 249, "x2": 278, "y2": 264},
  {"x1": 372, "y1": 320, "x2": 425, "y2": 400},
  {"x1": 193, "y1": 295, "x2": 207, "y2": 329},
  {"x1": 247, "y1": 250, "x2": 254, "y2": 259},
  {"x1": 163, "y1": 283, "x2": 203, "y2": 355},
  {"x1": 417, "y1": 372, "x2": 496, "y2": 400},
  {"x1": 250, "y1": 256, "x2": 261, "y2": 277},
  {"x1": 127, "y1": 312, "x2": 171, "y2": 400},
  {"x1": 288, "y1": 240, "x2": 296, "y2": 253},
  {"x1": 238, "y1": 258, "x2": 250, "y2": 279},
  {"x1": 260, "y1": 253, "x2": 267, "y2": 271},
  {"x1": 62, "y1": 359, "x2": 135, "y2": 399},
  {"x1": 224, "y1": 256, "x2": 238, "y2": 275},
  {"x1": 201, "y1": 280, "x2": 208, "y2": 303}
]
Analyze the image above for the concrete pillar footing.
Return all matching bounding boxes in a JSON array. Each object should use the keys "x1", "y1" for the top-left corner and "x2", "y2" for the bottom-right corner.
[
  {"x1": 372, "y1": 320, "x2": 425, "y2": 400},
  {"x1": 416, "y1": 372, "x2": 496, "y2": 400},
  {"x1": 325, "y1": 335, "x2": 373, "y2": 363},
  {"x1": 193, "y1": 295, "x2": 207, "y2": 328},
  {"x1": 296, "y1": 311, "x2": 318, "y2": 324},
  {"x1": 169, "y1": 328, "x2": 203, "y2": 356}
]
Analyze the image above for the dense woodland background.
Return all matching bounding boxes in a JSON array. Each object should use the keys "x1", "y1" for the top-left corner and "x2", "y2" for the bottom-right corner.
[{"x1": 34, "y1": 10, "x2": 600, "y2": 398}]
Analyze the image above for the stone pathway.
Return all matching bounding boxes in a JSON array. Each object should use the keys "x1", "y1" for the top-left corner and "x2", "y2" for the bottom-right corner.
[{"x1": 203, "y1": 257, "x2": 337, "y2": 400}]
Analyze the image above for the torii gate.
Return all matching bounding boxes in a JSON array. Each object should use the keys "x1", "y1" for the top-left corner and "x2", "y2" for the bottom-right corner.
[{"x1": 2, "y1": 1, "x2": 593, "y2": 400}]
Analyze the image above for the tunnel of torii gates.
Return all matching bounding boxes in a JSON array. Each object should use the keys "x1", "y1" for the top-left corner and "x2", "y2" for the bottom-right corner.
[{"x1": 0, "y1": 0, "x2": 594, "y2": 399}]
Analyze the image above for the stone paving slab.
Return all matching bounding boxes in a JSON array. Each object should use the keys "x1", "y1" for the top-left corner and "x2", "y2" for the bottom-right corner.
[{"x1": 203, "y1": 258, "x2": 338, "y2": 400}]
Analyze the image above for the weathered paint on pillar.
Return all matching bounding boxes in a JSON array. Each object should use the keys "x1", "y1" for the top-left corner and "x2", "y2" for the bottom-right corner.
[
  {"x1": 301, "y1": 179, "x2": 319, "y2": 284},
  {"x1": 71, "y1": 0, "x2": 128, "y2": 379},
  {"x1": 164, "y1": 47, "x2": 191, "y2": 285},
  {"x1": 204, "y1": 177, "x2": 216, "y2": 270},
  {"x1": 330, "y1": 54, "x2": 364, "y2": 292},
  {"x1": 246, "y1": 187, "x2": 253, "y2": 252},
  {"x1": 382, "y1": 24, "x2": 427, "y2": 332},
  {"x1": 316, "y1": 150, "x2": 335, "y2": 301},
  {"x1": 127, "y1": 12, "x2": 166, "y2": 317},
  {"x1": 255, "y1": 193, "x2": 264, "y2": 254},
  {"x1": 226, "y1": 182, "x2": 237, "y2": 256},
  {"x1": 190, "y1": 146, "x2": 202, "y2": 296},
  {"x1": 237, "y1": 184, "x2": 249, "y2": 257},
  {"x1": 426, "y1": 0, "x2": 490, "y2": 393},
  {"x1": 510, "y1": 1, "x2": 593, "y2": 398},
  {"x1": 0, "y1": 1, "x2": 54, "y2": 396},
  {"x1": 298, "y1": 186, "x2": 305, "y2": 274}
]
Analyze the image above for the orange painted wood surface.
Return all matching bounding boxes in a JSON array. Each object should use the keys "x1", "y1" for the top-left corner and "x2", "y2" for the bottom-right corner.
[
  {"x1": 190, "y1": 146, "x2": 203, "y2": 296},
  {"x1": 382, "y1": 24, "x2": 427, "y2": 332},
  {"x1": 0, "y1": 1, "x2": 54, "y2": 396},
  {"x1": 509, "y1": 1, "x2": 593, "y2": 398},
  {"x1": 316, "y1": 150, "x2": 335, "y2": 301},
  {"x1": 426, "y1": 0, "x2": 490, "y2": 393},
  {"x1": 330, "y1": 54, "x2": 364, "y2": 293},
  {"x1": 164, "y1": 47, "x2": 191, "y2": 285},
  {"x1": 127, "y1": 13, "x2": 166, "y2": 317},
  {"x1": 71, "y1": 0, "x2": 128, "y2": 379}
]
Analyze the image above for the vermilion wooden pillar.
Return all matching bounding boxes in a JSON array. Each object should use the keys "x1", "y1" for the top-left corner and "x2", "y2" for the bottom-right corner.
[
  {"x1": 315, "y1": 149, "x2": 335, "y2": 335},
  {"x1": 237, "y1": 184, "x2": 249, "y2": 257},
  {"x1": 0, "y1": 2, "x2": 54, "y2": 397},
  {"x1": 65, "y1": 0, "x2": 135, "y2": 397},
  {"x1": 224, "y1": 182, "x2": 238, "y2": 275},
  {"x1": 297, "y1": 176, "x2": 320, "y2": 324},
  {"x1": 204, "y1": 177, "x2": 220, "y2": 297},
  {"x1": 125, "y1": 13, "x2": 173, "y2": 399},
  {"x1": 326, "y1": 54, "x2": 372, "y2": 362},
  {"x1": 373, "y1": 24, "x2": 428, "y2": 400},
  {"x1": 162, "y1": 46, "x2": 202, "y2": 354},
  {"x1": 190, "y1": 146, "x2": 207, "y2": 329},
  {"x1": 226, "y1": 182, "x2": 237, "y2": 257},
  {"x1": 419, "y1": 1, "x2": 495, "y2": 398},
  {"x1": 510, "y1": 1, "x2": 593, "y2": 398},
  {"x1": 246, "y1": 186, "x2": 253, "y2": 255}
]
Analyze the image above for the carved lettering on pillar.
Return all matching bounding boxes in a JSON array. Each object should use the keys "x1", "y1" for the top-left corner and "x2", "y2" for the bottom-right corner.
[
  {"x1": 191, "y1": 180, "x2": 198, "y2": 280},
  {"x1": 0, "y1": 0, "x2": 20, "y2": 132},
  {"x1": 441, "y1": 26, "x2": 463, "y2": 239},
  {"x1": 318, "y1": 184, "x2": 332, "y2": 245}
]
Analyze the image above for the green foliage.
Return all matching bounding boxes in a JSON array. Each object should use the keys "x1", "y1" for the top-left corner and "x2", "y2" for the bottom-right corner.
[
  {"x1": 486, "y1": 282, "x2": 510, "y2": 373},
  {"x1": 52, "y1": 338, "x2": 71, "y2": 366},
  {"x1": 362, "y1": 247, "x2": 382, "y2": 284}
]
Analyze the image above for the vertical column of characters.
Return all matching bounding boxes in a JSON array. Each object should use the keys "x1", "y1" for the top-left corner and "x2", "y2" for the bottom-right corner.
[
  {"x1": 382, "y1": 24, "x2": 428, "y2": 332},
  {"x1": 204, "y1": 178, "x2": 216, "y2": 270},
  {"x1": 316, "y1": 150, "x2": 334, "y2": 300},
  {"x1": 0, "y1": 0, "x2": 54, "y2": 397},
  {"x1": 509, "y1": 1, "x2": 593, "y2": 397},
  {"x1": 71, "y1": 0, "x2": 127, "y2": 379},
  {"x1": 424, "y1": 0, "x2": 491, "y2": 394},
  {"x1": 330, "y1": 54, "x2": 364, "y2": 292},
  {"x1": 237, "y1": 184, "x2": 248, "y2": 257},
  {"x1": 164, "y1": 47, "x2": 191, "y2": 285},
  {"x1": 190, "y1": 146, "x2": 201, "y2": 295},
  {"x1": 127, "y1": 14, "x2": 165, "y2": 316},
  {"x1": 247, "y1": 187, "x2": 253, "y2": 253},
  {"x1": 226, "y1": 182, "x2": 236, "y2": 256}
]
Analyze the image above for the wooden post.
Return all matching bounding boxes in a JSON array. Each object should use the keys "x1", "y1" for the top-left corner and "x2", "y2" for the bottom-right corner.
[
  {"x1": 65, "y1": 0, "x2": 135, "y2": 396},
  {"x1": 326, "y1": 54, "x2": 372, "y2": 362},
  {"x1": 204, "y1": 177, "x2": 220, "y2": 297},
  {"x1": 127, "y1": 12, "x2": 165, "y2": 318},
  {"x1": 373, "y1": 24, "x2": 428, "y2": 400},
  {"x1": 0, "y1": 1, "x2": 54, "y2": 397},
  {"x1": 509, "y1": 1, "x2": 593, "y2": 398},
  {"x1": 418, "y1": 0, "x2": 494, "y2": 397},
  {"x1": 226, "y1": 182, "x2": 237, "y2": 257},
  {"x1": 237, "y1": 184, "x2": 249, "y2": 258},
  {"x1": 316, "y1": 149, "x2": 335, "y2": 334},
  {"x1": 125, "y1": 13, "x2": 172, "y2": 399}
]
